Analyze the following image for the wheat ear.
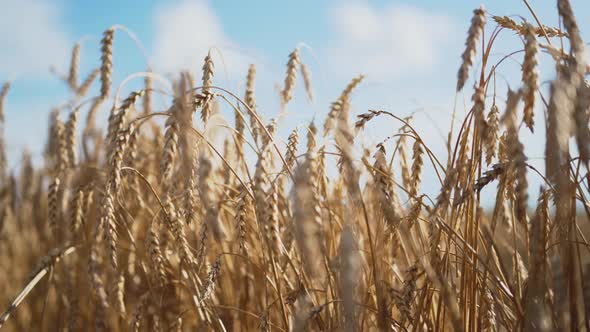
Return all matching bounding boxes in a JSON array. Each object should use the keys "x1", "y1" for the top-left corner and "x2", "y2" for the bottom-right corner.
[{"x1": 457, "y1": 6, "x2": 486, "y2": 91}]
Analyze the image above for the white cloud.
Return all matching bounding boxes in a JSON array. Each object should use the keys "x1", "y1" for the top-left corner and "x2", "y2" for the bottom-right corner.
[
  {"x1": 0, "y1": 0, "x2": 70, "y2": 78},
  {"x1": 151, "y1": 0, "x2": 249, "y2": 79},
  {"x1": 327, "y1": 2, "x2": 456, "y2": 81}
]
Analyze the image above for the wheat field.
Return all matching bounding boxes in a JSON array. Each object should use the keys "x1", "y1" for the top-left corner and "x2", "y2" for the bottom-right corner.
[{"x1": 1, "y1": 1, "x2": 590, "y2": 331}]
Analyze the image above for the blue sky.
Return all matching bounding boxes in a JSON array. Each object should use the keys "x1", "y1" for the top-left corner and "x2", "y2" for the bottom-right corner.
[{"x1": 2, "y1": 0, "x2": 590, "y2": 203}]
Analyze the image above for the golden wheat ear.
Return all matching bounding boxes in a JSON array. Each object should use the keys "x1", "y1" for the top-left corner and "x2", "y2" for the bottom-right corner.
[
  {"x1": 201, "y1": 51, "x2": 215, "y2": 124},
  {"x1": 100, "y1": 28, "x2": 115, "y2": 100},
  {"x1": 281, "y1": 47, "x2": 301, "y2": 105},
  {"x1": 521, "y1": 23, "x2": 539, "y2": 132},
  {"x1": 457, "y1": 6, "x2": 485, "y2": 92},
  {"x1": 68, "y1": 43, "x2": 80, "y2": 91}
]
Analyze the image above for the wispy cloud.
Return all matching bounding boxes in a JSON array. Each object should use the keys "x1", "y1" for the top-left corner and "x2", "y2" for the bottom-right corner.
[
  {"x1": 326, "y1": 2, "x2": 456, "y2": 81},
  {"x1": 0, "y1": 0, "x2": 70, "y2": 78},
  {"x1": 151, "y1": 0, "x2": 250, "y2": 79}
]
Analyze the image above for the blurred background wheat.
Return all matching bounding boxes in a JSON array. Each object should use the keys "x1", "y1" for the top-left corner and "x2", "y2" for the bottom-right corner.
[{"x1": 1, "y1": 1, "x2": 590, "y2": 331}]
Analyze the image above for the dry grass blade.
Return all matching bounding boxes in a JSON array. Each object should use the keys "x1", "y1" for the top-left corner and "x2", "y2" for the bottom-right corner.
[{"x1": 0, "y1": 247, "x2": 76, "y2": 329}]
